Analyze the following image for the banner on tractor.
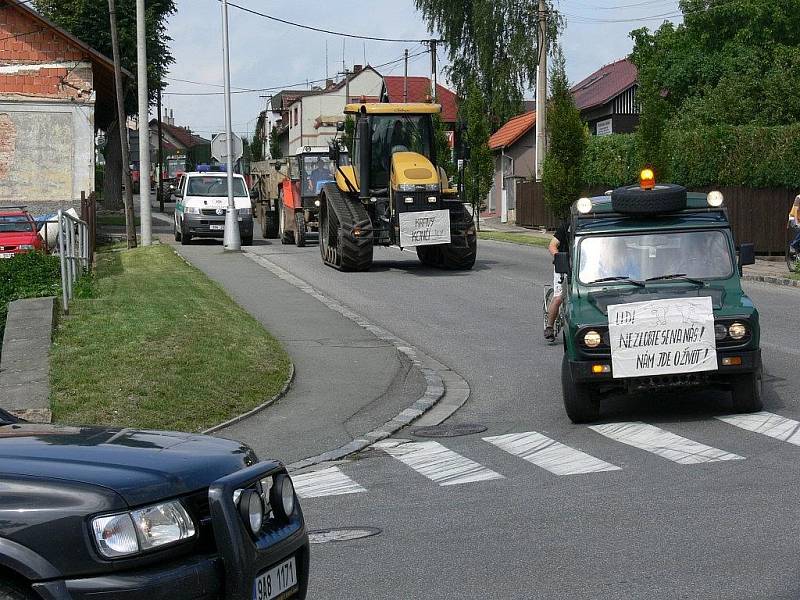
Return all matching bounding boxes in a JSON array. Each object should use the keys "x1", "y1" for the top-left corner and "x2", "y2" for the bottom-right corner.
[
  {"x1": 399, "y1": 209, "x2": 451, "y2": 248},
  {"x1": 607, "y1": 296, "x2": 717, "y2": 379}
]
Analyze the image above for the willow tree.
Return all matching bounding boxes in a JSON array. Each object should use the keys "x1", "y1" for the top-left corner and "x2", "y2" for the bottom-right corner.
[
  {"x1": 415, "y1": 0, "x2": 561, "y2": 203},
  {"x1": 34, "y1": 0, "x2": 176, "y2": 209}
]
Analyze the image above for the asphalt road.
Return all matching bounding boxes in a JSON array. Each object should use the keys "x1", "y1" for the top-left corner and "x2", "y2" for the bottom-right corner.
[{"x1": 237, "y1": 236, "x2": 800, "y2": 600}]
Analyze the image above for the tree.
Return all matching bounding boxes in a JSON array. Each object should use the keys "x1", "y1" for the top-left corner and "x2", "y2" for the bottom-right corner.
[
  {"x1": 433, "y1": 113, "x2": 454, "y2": 179},
  {"x1": 542, "y1": 46, "x2": 586, "y2": 219},
  {"x1": 340, "y1": 116, "x2": 355, "y2": 156},
  {"x1": 34, "y1": 0, "x2": 176, "y2": 209},
  {"x1": 630, "y1": 0, "x2": 800, "y2": 176},
  {"x1": 415, "y1": 0, "x2": 561, "y2": 203},
  {"x1": 269, "y1": 125, "x2": 283, "y2": 159}
]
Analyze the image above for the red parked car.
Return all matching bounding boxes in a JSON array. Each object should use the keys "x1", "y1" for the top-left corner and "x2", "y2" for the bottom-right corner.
[{"x1": 0, "y1": 206, "x2": 43, "y2": 258}]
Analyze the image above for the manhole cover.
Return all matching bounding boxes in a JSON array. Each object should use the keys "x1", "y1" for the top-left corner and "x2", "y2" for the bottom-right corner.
[
  {"x1": 412, "y1": 423, "x2": 487, "y2": 438},
  {"x1": 308, "y1": 527, "x2": 381, "y2": 544}
]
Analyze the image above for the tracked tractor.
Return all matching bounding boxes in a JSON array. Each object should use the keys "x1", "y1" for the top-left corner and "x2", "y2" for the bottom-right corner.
[
  {"x1": 275, "y1": 146, "x2": 347, "y2": 247},
  {"x1": 319, "y1": 103, "x2": 477, "y2": 271}
]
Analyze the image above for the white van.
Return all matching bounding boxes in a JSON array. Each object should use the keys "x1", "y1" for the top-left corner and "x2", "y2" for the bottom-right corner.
[{"x1": 173, "y1": 172, "x2": 255, "y2": 245}]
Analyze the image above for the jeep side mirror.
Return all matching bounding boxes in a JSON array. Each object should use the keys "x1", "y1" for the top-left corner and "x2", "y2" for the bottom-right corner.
[
  {"x1": 738, "y1": 242, "x2": 755, "y2": 272},
  {"x1": 554, "y1": 251, "x2": 570, "y2": 275}
]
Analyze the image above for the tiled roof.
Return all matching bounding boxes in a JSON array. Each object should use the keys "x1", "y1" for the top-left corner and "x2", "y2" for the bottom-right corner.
[
  {"x1": 488, "y1": 111, "x2": 535, "y2": 150},
  {"x1": 570, "y1": 58, "x2": 638, "y2": 112},
  {"x1": 382, "y1": 77, "x2": 458, "y2": 122},
  {"x1": 158, "y1": 121, "x2": 209, "y2": 149}
]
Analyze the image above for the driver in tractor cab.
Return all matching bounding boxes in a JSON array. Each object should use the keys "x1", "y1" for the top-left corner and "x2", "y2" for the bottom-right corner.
[
  {"x1": 308, "y1": 158, "x2": 331, "y2": 193},
  {"x1": 390, "y1": 119, "x2": 410, "y2": 153}
]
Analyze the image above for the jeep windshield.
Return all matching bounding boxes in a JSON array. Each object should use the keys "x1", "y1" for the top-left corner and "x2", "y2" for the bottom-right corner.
[
  {"x1": 578, "y1": 230, "x2": 733, "y2": 285},
  {"x1": 186, "y1": 176, "x2": 247, "y2": 197}
]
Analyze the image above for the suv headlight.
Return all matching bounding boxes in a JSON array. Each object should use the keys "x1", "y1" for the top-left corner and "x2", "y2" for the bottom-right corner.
[
  {"x1": 728, "y1": 322, "x2": 747, "y2": 340},
  {"x1": 91, "y1": 500, "x2": 195, "y2": 558}
]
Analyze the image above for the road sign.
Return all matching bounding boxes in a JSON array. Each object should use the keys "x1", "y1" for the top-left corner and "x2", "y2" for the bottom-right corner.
[{"x1": 211, "y1": 132, "x2": 243, "y2": 163}]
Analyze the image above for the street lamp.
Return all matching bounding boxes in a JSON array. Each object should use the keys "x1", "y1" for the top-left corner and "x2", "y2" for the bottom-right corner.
[{"x1": 220, "y1": 0, "x2": 241, "y2": 251}]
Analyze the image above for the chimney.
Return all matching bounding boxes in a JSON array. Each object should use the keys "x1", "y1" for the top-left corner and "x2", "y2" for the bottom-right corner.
[
  {"x1": 353, "y1": 64, "x2": 363, "y2": 74},
  {"x1": 326, "y1": 79, "x2": 334, "y2": 89},
  {"x1": 168, "y1": 109, "x2": 174, "y2": 126}
]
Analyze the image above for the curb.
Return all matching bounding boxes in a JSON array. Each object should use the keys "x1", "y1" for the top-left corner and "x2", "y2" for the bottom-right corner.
[
  {"x1": 202, "y1": 363, "x2": 295, "y2": 435},
  {"x1": 243, "y1": 251, "x2": 471, "y2": 472},
  {"x1": 742, "y1": 274, "x2": 799, "y2": 288}
]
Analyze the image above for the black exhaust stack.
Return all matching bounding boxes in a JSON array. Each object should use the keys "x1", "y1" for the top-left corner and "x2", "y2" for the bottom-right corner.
[{"x1": 357, "y1": 107, "x2": 371, "y2": 202}]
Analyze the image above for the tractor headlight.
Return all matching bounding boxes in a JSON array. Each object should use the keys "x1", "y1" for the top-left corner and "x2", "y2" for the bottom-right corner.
[
  {"x1": 728, "y1": 322, "x2": 747, "y2": 340},
  {"x1": 314, "y1": 199, "x2": 321, "y2": 207},
  {"x1": 91, "y1": 500, "x2": 195, "y2": 558},
  {"x1": 583, "y1": 330, "x2": 602, "y2": 348}
]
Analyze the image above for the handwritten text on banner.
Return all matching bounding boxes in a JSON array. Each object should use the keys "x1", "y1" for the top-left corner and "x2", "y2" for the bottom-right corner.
[{"x1": 398, "y1": 209, "x2": 451, "y2": 248}]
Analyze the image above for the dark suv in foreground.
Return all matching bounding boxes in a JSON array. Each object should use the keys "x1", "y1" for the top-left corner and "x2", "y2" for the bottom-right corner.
[{"x1": 0, "y1": 410, "x2": 309, "y2": 600}]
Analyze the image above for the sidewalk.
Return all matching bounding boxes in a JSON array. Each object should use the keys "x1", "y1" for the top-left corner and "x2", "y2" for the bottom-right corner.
[{"x1": 172, "y1": 242, "x2": 426, "y2": 465}]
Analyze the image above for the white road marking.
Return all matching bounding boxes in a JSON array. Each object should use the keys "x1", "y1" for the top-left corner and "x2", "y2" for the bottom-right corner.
[
  {"x1": 483, "y1": 431, "x2": 621, "y2": 475},
  {"x1": 292, "y1": 467, "x2": 366, "y2": 499},
  {"x1": 716, "y1": 411, "x2": 800, "y2": 446},
  {"x1": 589, "y1": 422, "x2": 745, "y2": 464},
  {"x1": 373, "y1": 439, "x2": 504, "y2": 486}
]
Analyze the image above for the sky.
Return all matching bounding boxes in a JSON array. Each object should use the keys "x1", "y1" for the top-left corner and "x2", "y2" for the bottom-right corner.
[{"x1": 160, "y1": 0, "x2": 683, "y2": 140}]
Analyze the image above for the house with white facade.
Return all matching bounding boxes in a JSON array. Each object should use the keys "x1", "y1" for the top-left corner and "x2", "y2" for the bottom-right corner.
[{"x1": 285, "y1": 65, "x2": 383, "y2": 154}]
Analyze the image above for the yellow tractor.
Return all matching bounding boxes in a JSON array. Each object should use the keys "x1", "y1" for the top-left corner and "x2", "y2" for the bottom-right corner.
[{"x1": 319, "y1": 102, "x2": 477, "y2": 271}]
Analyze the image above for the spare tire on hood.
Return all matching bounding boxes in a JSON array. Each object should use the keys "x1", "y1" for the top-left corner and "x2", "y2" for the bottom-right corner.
[{"x1": 611, "y1": 183, "x2": 687, "y2": 214}]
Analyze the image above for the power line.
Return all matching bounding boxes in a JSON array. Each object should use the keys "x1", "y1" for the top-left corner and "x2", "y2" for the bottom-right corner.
[
  {"x1": 221, "y1": 0, "x2": 437, "y2": 43},
  {"x1": 162, "y1": 47, "x2": 430, "y2": 97}
]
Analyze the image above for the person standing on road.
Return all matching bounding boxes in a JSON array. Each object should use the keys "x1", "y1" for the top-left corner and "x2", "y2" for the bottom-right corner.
[
  {"x1": 544, "y1": 220, "x2": 570, "y2": 341},
  {"x1": 789, "y1": 194, "x2": 800, "y2": 253}
]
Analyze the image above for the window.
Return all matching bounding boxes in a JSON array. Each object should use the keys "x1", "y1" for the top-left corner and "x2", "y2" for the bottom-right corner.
[
  {"x1": 293, "y1": 107, "x2": 298, "y2": 126},
  {"x1": 186, "y1": 176, "x2": 247, "y2": 197}
]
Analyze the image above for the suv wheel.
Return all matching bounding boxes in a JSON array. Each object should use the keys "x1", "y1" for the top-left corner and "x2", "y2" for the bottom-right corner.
[
  {"x1": 0, "y1": 579, "x2": 34, "y2": 600},
  {"x1": 731, "y1": 368, "x2": 764, "y2": 413},
  {"x1": 561, "y1": 354, "x2": 601, "y2": 423}
]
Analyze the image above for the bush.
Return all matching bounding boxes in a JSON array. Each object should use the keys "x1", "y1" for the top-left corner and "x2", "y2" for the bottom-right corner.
[
  {"x1": 0, "y1": 252, "x2": 61, "y2": 340},
  {"x1": 580, "y1": 124, "x2": 800, "y2": 190}
]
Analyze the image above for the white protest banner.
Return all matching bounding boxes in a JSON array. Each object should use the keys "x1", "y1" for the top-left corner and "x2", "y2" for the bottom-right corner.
[
  {"x1": 398, "y1": 209, "x2": 451, "y2": 248},
  {"x1": 607, "y1": 296, "x2": 717, "y2": 379}
]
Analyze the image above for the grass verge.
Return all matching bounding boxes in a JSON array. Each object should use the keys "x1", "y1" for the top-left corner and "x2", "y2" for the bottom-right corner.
[
  {"x1": 50, "y1": 244, "x2": 291, "y2": 432},
  {"x1": 96, "y1": 214, "x2": 141, "y2": 227},
  {"x1": 478, "y1": 231, "x2": 551, "y2": 248}
]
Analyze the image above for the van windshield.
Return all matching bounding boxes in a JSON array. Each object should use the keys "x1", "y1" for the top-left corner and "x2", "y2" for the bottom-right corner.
[
  {"x1": 187, "y1": 176, "x2": 247, "y2": 197},
  {"x1": 578, "y1": 230, "x2": 733, "y2": 284}
]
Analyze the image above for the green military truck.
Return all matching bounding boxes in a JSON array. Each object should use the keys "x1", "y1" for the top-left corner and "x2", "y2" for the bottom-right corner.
[{"x1": 555, "y1": 172, "x2": 761, "y2": 423}]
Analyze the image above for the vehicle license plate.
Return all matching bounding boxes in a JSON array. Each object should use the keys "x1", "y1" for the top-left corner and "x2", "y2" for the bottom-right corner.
[
  {"x1": 210, "y1": 224, "x2": 224, "y2": 230},
  {"x1": 253, "y1": 556, "x2": 297, "y2": 600},
  {"x1": 0, "y1": 253, "x2": 14, "y2": 259}
]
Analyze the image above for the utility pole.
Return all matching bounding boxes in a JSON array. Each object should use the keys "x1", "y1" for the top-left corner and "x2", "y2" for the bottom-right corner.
[
  {"x1": 157, "y1": 82, "x2": 164, "y2": 214},
  {"x1": 403, "y1": 49, "x2": 409, "y2": 102},
  {"x1": 535, "y1": 0, "x2": 548, "y2": 181},
  {"x1": 429, "y1": 39, "x2": 438, "y2": 102},
  {"x1": 107, "y1": 0, "x2": 136, "y2": 248},
  {"x1": 338, "y1": 68, "x2": 351, "y2": 103},
  {"x1": 221, "y1": 0, "x2": 241, "y2": 251},
  {"x1": 135, "y1": 0, "x2": 152, "y2": 245}
]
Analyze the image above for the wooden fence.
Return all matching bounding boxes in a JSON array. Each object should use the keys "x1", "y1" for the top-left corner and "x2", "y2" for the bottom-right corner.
[{"x1": 515, "y1": 181, "x2": 796, "y2": 255}]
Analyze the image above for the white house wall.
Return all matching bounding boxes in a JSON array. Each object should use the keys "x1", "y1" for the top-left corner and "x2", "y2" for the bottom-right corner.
[
  {"x1": 287, "y1": 69, "x2": 384, "y2": 154},
  {"x1": 0, "y1": 100, "x2": 94, "y2": 208}
]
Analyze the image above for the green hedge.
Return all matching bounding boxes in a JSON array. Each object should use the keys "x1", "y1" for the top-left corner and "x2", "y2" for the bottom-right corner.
[
  {"x1": 581, "y1": 125, "x2": 800, "y2": 189},
  {"x1": 0, "y1": 252, "x2": 61, "y2": 341}
]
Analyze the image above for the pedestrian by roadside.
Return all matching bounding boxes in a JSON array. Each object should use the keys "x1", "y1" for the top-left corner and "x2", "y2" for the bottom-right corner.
[
  {"x1": 789, "y1": 193, "x2": 800, "y2": 253},
  {"x1": 544, "y1": 219, "x2": 570, "y2": 341}
]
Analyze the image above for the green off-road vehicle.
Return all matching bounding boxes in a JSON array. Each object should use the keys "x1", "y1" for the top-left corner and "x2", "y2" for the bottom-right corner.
[{"x1": 555, "y1": 172, "x2": 761, "y2": 423}]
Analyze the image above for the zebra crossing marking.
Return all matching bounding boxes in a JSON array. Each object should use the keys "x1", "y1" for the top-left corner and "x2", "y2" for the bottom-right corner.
[
  {"x1": 292, "y1": 466, "x2": 366, "y2": 499},
  {"x1": 716, "y1": 411, "x2": 800, "y2": 446},
  {"x1": 483, "y1": 431, "x2": 621, "y2": 475},
  {"x1": 373, "y1": 439, "x2": 504, "y2": 486},
  {"x1": 589, "y1": 422, "x2": 744, "y2": 464}
]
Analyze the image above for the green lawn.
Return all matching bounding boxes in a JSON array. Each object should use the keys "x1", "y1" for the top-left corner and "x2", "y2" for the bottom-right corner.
[
  {"x1": 50, "y1": 245, "x2": 291, "y2": 432},
  {"x1": 478, "y1": 231, "x2": 551, "y2": 248}
]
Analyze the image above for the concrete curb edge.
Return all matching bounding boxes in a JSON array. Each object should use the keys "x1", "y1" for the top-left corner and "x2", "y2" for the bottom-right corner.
[
  {"x1": 202, "y1": 363, "x2": 296, "y2": 435},
  {"x1": 742, "y1": 274, "x2": 799, "y2": 288},
  {"x1": 242, "y1": 251, "x2": 471, "y2": 472}
]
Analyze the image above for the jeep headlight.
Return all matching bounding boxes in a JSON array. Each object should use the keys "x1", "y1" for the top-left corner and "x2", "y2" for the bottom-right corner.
[
  {"x1": 91, "y1": 500, "x2": 195, "y2": 558},
  {"x1": 728, "y1": 322, "x2": 747, "y2": 340},
  {"x1": 583, "y1": 330, "x2": 602, "y2": 348}
]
